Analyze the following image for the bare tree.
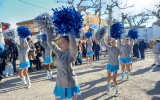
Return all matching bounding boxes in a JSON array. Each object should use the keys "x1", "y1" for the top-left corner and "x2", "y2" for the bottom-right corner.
[
  {"x1": 102, "y1": 0, "x2": 133, "y2": 26},
  {"x1": 146, "y1": 4, "x2": 160, "y2": 20},
  {"x1": 146, "y1": 4, "x2": 160, "y2": 26},
  {"x1": 56, "y1": 0, "x2": 100, "y2": 15},
  {"x1": 123, "y1": 12, "x2": 150, "y2": 28}
]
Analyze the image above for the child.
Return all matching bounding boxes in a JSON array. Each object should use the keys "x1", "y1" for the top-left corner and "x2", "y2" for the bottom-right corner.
[
  {"x1": 46, "y1": 29, "x2": 81, "y2": 100},
  {"x1": 3, "y1": 44, "x2": 13, "y2": 77},
  {"x1": 120, "y1": 38, "x2": 134, "y2": 80},
  {"x1": 40, "y1": 34, "x2": 53, "y2": 79},
  {"x1": 94, "y1": 41, "x2": 101, "y2": 61},
  {"x1": 14, "y1": 38, "x2": 31, "y2": 88},
  {"x1": 86, "y1": 38, "x2": 94, "y2": 67},
  {"x1": 104, "y1": 37, "x2": 120, "y2": 96}
]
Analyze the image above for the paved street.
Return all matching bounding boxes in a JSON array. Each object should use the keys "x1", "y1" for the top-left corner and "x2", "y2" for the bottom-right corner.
[{"x1": 0, "y1": 50, "x2": 160, "y2": 100}]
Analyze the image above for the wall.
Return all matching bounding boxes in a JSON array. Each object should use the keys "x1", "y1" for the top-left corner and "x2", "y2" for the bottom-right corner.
[{"x1": 152, "y1": 25, "x2": 160, "y2": 40}]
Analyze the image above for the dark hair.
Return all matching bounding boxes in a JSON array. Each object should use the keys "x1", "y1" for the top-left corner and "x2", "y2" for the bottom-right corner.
[
  {"x1": 27, "y1": 37, "x2": 31, "y2": 41},
  {"x1": 60, "y1": 36, "x2": 70, "y2": 42}
]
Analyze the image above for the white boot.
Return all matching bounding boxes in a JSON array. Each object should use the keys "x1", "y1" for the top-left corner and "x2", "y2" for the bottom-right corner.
[
  {"x1": 26, "y1": 77, "x2": 31, "y2": 88},
  {"x1": 46, "y1": 71, "x2": 50, "y2": 79},
  {"x1": 106, "y1": 83, "x2": 111, "y2": 94},
  {"x1": 49, "y1": 71, "x2": 53, "y2": 79},
  {"x1": 121, "y1": 72, "x2": 124, "y2": 80},
  {"x1": 114, "y1": 85, "x2": 119, "y2": 97},
  {"x1": 21, "y1": 78, "x2": 27, "y2": 85},
  {"x1": 126, "y1": 72, "x2": 130, "y2": 81},
  {"x1": 90, "y1": 62, "x2": 93, "y2": 67}
]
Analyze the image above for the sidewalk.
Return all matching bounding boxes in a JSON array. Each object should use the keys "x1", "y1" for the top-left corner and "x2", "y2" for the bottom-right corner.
[{"x1": 0, "y1": 50, "x2": 160, "y2": 100}]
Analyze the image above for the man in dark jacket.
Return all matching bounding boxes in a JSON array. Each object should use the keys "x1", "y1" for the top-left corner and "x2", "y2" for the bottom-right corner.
[
  {"x1": 139, "y1": 39, "x2": 147, "y2": 60},
  {"x1": 133, "y1": 41, "x2": 139, "y2": 59},
  {"x1": 94, "y1": 41, "x2": 101, "y2": 61}
]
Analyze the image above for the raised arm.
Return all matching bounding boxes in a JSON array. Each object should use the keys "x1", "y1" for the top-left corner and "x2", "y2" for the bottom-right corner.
[
  {"x1": 103, "y1": 38, "x2": 111, "y2": 50},
  {"x1": 69, "y1": 33, "x2": 77, "y2": 61},
  {"x1": 40, "y1": 41, "x2": 46, "y2": 48},
  {"x1": 13, "y1": 40, "x2": 20, "y2": 51},
  {"x1": 45, "y1": 28, "x2": 62, "y2": 57},
  {"x1": 117, "y1": 39, "x2": 122, "y2": 50},
  {"x1": 23, "y1": 39, "x2": 30, "y2": 50},
  {"x1": 130, "y1": 39, "x2": 135, "y2": 47}
]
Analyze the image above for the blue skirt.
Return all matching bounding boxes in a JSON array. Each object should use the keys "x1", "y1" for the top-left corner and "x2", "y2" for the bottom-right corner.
[
  {"x1": 106, "y1": 64, "x2": 119, "y2": 73},
  {"x1": 19, "y1": 61, "x2": 30, "y2": 70},
  {"x1": 54, "y1": 85, "x2": 81, "y2": 100},
  {"x1": 119, "y1": 57, "x2": 132, "y2": 64},
  {"x1": 44, "y1": 57, "x2": 53, "y2": 64},
  {"x1": 86, "y1": 50, "x2": 94, "y2": 56}
]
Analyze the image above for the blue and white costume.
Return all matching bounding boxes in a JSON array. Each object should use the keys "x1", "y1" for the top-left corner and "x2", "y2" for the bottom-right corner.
[
  {"x1": 86, "y1": 40, "x2": 94, "y2": 56},
  {"x1": 47, "y1": 30, "x2": 81, "y2": 100},
  {"x1": 105, "y1": 41, "x2": 120, "y2": 73},
  {"x1": 120, "y1": 44, "x2": 133, "y2": 64},
  {"x1": 40, "y1": 41, "x2": 52, "y2": 65},
  {"x1": 15, "y1": 39, "x2": 30, "y2": 70}
]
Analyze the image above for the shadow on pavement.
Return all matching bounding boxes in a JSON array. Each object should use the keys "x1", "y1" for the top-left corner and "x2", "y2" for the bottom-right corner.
[
  {"x1": 152, "y1": 96, "x2": 160, "y2": 100},
  {"x1": 0, "y1": 70, "x2": 56, "y2": 94},
  {"x1": 132, "y1": 66, "x2": 153, "y2": 76},
  {"x1": 78, "y1": 76, "x2": 127, "y2": 100},
  {"x1": 147, "y1": 81, "x2": 160, "y2": 96}
]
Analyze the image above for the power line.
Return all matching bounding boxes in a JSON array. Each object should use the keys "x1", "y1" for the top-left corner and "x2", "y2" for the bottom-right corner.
[{"x1": 17, "y1": 0, "x2": 50, "y2": 10}]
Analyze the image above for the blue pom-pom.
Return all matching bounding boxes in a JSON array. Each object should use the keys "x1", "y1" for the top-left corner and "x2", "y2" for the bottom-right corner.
[
  {"x1": 3, "y1": 29, "x2": 16, "y2": 39},
  {"x1": 128, "y1": 28, "x2": 139, "y2": 39},
  {"x1": 52, "y1": 6, "x2": 83, "y2": 35},
  {"x1": 34, "y1": 13, "x2": 53, "y2": 29},
  {"x1": 41, "y1": 33, "x2": 47, "y2": 41},
  {"x1": 85, "y1": 31, "x2": 92, "y2": 39},
  {"x1": 17, "y1": 26, "x2": 31, "y2": 38},
  {"x1": 110, "y1": 22, "x2": 123, "y2": 39},
  {"x1": 95, "y1": 26, "x2": 107, "y2": 41}
]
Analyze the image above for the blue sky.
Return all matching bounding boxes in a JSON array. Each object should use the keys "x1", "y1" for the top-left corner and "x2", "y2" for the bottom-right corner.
[
  {"x1": 0, "y1": 0, "x2": 159, "y2": 28},
  {"x1": 0, "y1": 0, "x2": 65, "y2": 28}
]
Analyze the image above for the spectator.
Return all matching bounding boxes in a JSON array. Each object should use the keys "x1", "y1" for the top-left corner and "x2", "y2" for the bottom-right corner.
[
  {"x1": 133, "y1": 41, "x2": 139, "y2": 59},
  {"x1": 27, "y1": 38, "x2": 36, "y2": 72},
  {"x1": 94, "y1": 41, "x2": 101, "y2": 61},
  {"x1": 152, "y1": 40, "x2": 160, "y2": 67},
  {"x1": 139, "y1": 39, "x2": 147, "y2": 60},
  {"x1": 0, "y1": 45, "x2": 6, "y2": 81},
  {"x1": 92, "y1": 40, "x2": 96, "y2": 61},
  {"x1": 35, "y1": 46, "x2": 42, "y2": 70},
  {"x1": 3, "y1": 44, "x2": 13, "y2": 77},
  {"x1": 82, "y1": 42, "x2": 86, "y2": 58},
  {"x1": 75, "y1": 41, "x2": 82, "y2": 65},
  {"x1": 10, "y1": 39, "x2": 18, "y2": 73}
]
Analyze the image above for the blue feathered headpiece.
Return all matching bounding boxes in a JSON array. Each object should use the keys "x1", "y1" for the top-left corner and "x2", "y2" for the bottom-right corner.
[
  {"x1": 128, "y1": 28, "x2": 139, "y2": 39},
  {"x1": 3, "y1": 29, "x2": 16, "y2": 39},
  {"x1": 41, "y1": 33, "x2": 47, "y2": 41},
  {"x1": 52, "y1": 6, "x2": 83, "y2": 35},
  {"x1": 85, "y1": 31, "x2": 92, "y2": 39},
  {"x1": 17, "y1": 26, "x2": 31, "y2": 39},
  {"x1": 95, "y1": 26, "x2": 107, "y2": 41},
  {"x1": 110, "y1": 22, "x2": 123, "y2": 39},
  {"x1": 34, "y1": 13, "x2": 53, "y2": 29}
]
